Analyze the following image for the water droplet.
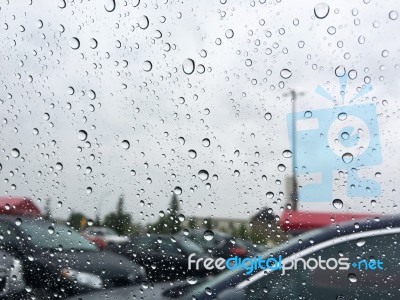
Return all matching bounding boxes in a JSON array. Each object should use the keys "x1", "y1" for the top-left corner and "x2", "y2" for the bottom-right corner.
[
  {"x1": 348, "y1": 273, "x2": 357, "y2": 283},
  {"x1": 143, "y1": 60, "x2": 152, "y2": 72},
  {"x1": 56, "y1": 162, "x2": 63, "y2": 170},
  {"x1": 121, "y1": 140, "x2": 130, "y2": 150},
  {"x1": 174, "y1": 186, "x2": 182, "y2": 195},
  {"x1": 381, "y1": 50, "x2": 389, "y2": 58},
  {"x1": 282, "y1": 150, "x2": 292, "y2": 158},
  {"x1": 178, "y1": 137, "x2": 185, "y2": 145},
  {"x1": 69, "y1": 37, "x2": 80, "y2": 50},
  {"x1": 343, "y1": 136, "x2": 357, "y2": 148},
  {"x1": 314, "y1": 3, "x2": 330, "y2": 19},
  {"x1": 68, "y1": 86, "x2": 75, "y2": 95},
  {"x1": 198, "y1": 170, "x2": 209, "y2": 181},
  {"x1": 188, "y1": 150, "x2": 197, "y2": 159},
  {"x1": 266, "y1": 192, "x2": 274, "y2": 199},
  {"x1": 335, "y1": 65, "x2": 346, "y2": 77},
  {"x1": 342, "y1": 153, "x2": 353, "y2": 164},
  {"x1": 58, "y1": 0, "x2": 66, "y2": 9},
  {"x1": 11, "y1": 148, "x2": 20, "y2": 158},
  {"x1": 138, "y1": 16, "x2": 149, "y2": 29},
  {"x1": 264, "y1": 112, "x2": 272, "y2": 120},
  {"x1": 202, "y1": 138, "x2": 210, "y2": 147},
  {"x1": 332, "y1": 199, "x2": 343, "y2": 209},
  {"x1": 225, "y1": 29, "x2": 234, "y2": 39},
  {"x1": 78, "y1": 130, "x2": 88, "y2": 141},
  {"x1": 178, "y1": 214, "x2": 185, "y2": 222},
  {"x1": 338, "y1": 112, "x2": 347, "y2": 120},
  {"x1": 389, "y1": 10, "x2": 398, "y2": 20},
  {"x1": 348, "y1": 69, "x2": 357, "y2": 80},
  {"x1": 327, "y1": 26, "x2": 336, "y2": 35},
  {"x1": 48, "y1": 227, "x2": 54, "y2": 234},
  {"x1": 15, "y1": 218, "x2": 22, "y2": 226},
  {"x1": 280, "y1": 69, "x2": 292, "y2": 79},
  {"x1": 89, "y1": 38, "x2": 98, "y2": 49},
  {"x1": 86, "y1": 187, "x2": 92, "y2": 194},
  {"x1": 104, "y1": 0, "x2": 116, "y2": 12},
  {"x1": 234, "y1": 170, "x2": 240, "y2": 177},
  {"x1": 88, "y1": 90, "x2": 96, "y2": 100},
  {"x1": 304, "y1": 111, "x2": 312, "y2": 118},
  {"x1": 278, "y1": 164, "x2": 286, "y2": 172},
  {"x1": 33, "y1": 128, "x2": 39, "y2": 135},
  {"x1": 203, "y1": 230, "x2": 214, "y2": 241},
  {"x1": 356, "y1": 239, "x2": 366, "y2": 247},
  {"x1": 187, "y1": 276, "x2": 198, "y2": 285},
  {"x1": 182, "y1": 58, "x2": 195, "y2": 75}
]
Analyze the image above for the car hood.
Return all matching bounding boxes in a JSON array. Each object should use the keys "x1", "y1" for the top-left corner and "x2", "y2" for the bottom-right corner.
[{"x1": 30, "y1": 249, "x2": 142, "y2": 279}]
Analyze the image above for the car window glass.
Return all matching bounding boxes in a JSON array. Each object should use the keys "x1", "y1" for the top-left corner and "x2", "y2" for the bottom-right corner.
[
  {"x1": 20, "y1": 222, "x2": 97, "y2": 251},
  {"x1": 0, "y1": 223, "x2": 20, "y2": 250}
]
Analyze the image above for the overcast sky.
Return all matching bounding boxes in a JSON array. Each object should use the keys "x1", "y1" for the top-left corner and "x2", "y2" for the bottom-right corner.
[{"x1": 0, "y1": 0, "x2": 399, "y2": 224}]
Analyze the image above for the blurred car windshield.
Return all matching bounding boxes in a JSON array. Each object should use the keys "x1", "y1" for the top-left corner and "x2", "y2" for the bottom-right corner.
[{"x1": 21, "y1": 222, "x2": 97, "y2": 251}]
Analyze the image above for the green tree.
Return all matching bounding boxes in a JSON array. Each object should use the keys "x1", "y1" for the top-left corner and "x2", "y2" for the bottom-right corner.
[
  {"x1": 103, "y1": 194, "x2": 132, "y2": 235},
  {"x1": 152, "y1": 193, "x2": 182, "y2": 234},
  {"x1": 205, "y1": 218, "x2": 213, "y2": 230},
  {"x1": 68, "y1": 212, "x2": 87, "y2": 230},
  {"x1": 188, "y1": 218, "x2": 197, "y2": 230},
  {"x1": 238, "y1": 223, "x2": 247, "y2": 239},
  {"x1": 43, "y1": 197, "x2": 52, "y2": 220}
]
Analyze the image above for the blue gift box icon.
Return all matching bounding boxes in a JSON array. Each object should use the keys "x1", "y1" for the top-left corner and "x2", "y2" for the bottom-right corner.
[{"x1": 287, "y1": 103, "x2": 382, "y2": 203}]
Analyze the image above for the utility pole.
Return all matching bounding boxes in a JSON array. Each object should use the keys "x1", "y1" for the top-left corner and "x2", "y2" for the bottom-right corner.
[{"x1": 283, "y1": 90, "x2": 305, "y2": 211}]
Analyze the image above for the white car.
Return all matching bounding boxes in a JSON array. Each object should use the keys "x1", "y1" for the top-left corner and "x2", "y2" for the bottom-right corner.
[{"x1": 83, "y1": 227, "x2": 129, "y2": 245}]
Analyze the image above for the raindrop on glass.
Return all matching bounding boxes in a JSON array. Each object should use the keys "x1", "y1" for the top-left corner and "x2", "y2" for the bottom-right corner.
[
  {"x1": 78, "y1": 130, "x2": 87, "y2": 141},
  {"x1": 188, "y1": 150, "x2": 197, "y2": 159},
  {"x1": 389, "y1": 10, "x2": 398, "y2": 20},
  {"x1": 69, "y1": 37, "x2": 80, "y2": 50},
  {"x1": 198, "y1": 170, "x2": 209, "y2": 181},
  {"x1": 202, "y1": 138, "x2": 210, "y2": 147},
  {"x1": 314, "y1": 3, "x2": 330, "y2": 19},
  {"x1": 89, "y1": 38, "x2": 98, "y2": 49},
  {"x1": 143, "y1": 60, "x2": 152, "y2": 72},
  {"x1": 182, "y1": 58, "x2": 195, "y2": 75},
  {"x1": 203, "y1": 230, "x2": 214, "y2": 241},
  {"x1": 174, "y1": 186, "x2": 182, "y2": 195},
  {"x1": 225, "y1": 29, "x2": 234, "y2": 39},
  {"x1": 11, "y1": 148, "x2": 20, "y2": 158},
  {"x1": 335, "y1": 65, "x2": 346, "y2": 77},
  {"x1": 342, "y1": 153, "x2": 353, "y2": 164},
  {"x1": 332, "y1": 199, "x2": 343, "y2": 209},
  {"x1": 121, "y1": 140, "x2": 130, "y2": 150},
  {"x1": 280, "y1": 69, "x2": 292, "y2": 79}
]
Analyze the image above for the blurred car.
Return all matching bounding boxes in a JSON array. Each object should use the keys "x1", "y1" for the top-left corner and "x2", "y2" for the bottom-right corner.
[
  {"x1": 67, "y1": 215, "x2": 400, "y2": 299},
  {"x1": 0, "y1": 215, "x2": 145, "y2": 298},
  {"x1": 81, "y1": 227, "x2": 129, "y2": 246},
  {"x1": 108, "y1": 234, "x2": 215, "y2": 282},
  {"x1": 0, "y1": 250, "x2": 27, "y2": 299},
  {"x1": 80, "y1": 231, "x2": 107, "y2": 250},
  {"x1": 184, "y1": 230, "x2": 256, "y2": 258}
]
